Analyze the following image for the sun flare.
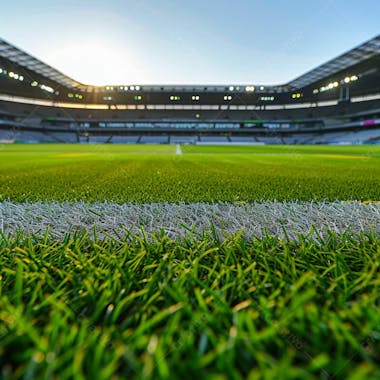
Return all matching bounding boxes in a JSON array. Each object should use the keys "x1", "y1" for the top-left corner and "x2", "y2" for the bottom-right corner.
[{"x1": 46, "y1": 39, "x2": 143, "y2": 85}]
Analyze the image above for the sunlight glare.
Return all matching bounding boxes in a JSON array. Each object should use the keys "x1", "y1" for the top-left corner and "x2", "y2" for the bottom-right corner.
[{"x1": 46, "y1": 39, "x2": 143, "y2": 85}]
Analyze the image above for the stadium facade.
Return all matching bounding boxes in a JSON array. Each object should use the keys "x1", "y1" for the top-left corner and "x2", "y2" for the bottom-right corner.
[{"x1": 0, "y1": 35, "x2": 379, "y2": 144}]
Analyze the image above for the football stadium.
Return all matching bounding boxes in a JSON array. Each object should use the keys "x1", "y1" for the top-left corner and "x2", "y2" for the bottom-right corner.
[
  {"x1": 0, "y1": 35, "x2": 379, "y2": 144},
  {"x1": 1, "y1": 2, "x2": 380, "y2": 378}
]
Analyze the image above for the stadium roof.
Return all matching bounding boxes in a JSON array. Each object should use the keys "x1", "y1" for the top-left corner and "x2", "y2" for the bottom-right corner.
[
  {"x1": 0, "y1": 38, "x2": 84, "y2": 90},
  {"x1": 0, "y1": 35, "x2": 379, "y2": 92},
  {"x1": 287, "y1": 35, "x2": 380, "y2": 90}
]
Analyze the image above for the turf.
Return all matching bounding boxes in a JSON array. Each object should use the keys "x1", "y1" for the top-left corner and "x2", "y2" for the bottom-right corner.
[
  {"x1": 1, "y1": 144, "x2": 380, "y2": 202},
  {"x1": 0, "y1": 232, "x2": 379, "y2": 379},
  {"x1": 1, "y1": 143, "x2": 380, "y2": 379}
]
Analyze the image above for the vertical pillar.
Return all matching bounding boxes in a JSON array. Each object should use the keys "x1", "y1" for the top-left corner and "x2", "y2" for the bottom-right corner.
[{"x1": 346, "y1": 86, "x2": 350, "y2": 101}]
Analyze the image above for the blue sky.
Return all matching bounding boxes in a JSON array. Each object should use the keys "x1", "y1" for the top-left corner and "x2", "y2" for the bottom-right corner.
[{"x1": 1, "y1": 0, "x2": 379, "y2": 85}]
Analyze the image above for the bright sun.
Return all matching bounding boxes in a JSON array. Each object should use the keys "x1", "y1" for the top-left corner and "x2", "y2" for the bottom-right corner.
[{"x1": 46, "y1": 39, "x2": 144, "y2": 86}]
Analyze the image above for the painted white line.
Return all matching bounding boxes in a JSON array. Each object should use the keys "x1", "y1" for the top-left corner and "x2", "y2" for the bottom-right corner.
[
  {"x1": 175, "y1": 144, "x2": 182, "y2": 155},
  {"x1": 1, "y1": 201, "x2": 380, "y2": 240}
]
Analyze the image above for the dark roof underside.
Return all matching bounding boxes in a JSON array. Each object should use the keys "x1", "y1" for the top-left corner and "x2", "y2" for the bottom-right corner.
[
  {"x1": 287, "y1": 35, "x2": 380, "y2": 89},
  {"x1": 0, "y1": 38, "x2": 83, "y2": 89}
]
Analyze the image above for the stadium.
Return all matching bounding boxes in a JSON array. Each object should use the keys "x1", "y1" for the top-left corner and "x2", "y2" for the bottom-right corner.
[
  {"x1": 0, "y1": 35, "x2": 379, "y2": 145},
  {"x1": 1, "y1": 3, "x2": 380, "y2": 378}
]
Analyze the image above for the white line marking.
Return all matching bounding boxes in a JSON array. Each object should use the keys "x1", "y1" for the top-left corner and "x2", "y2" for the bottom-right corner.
[
  {"x1": 175, "y1": 144, "x2": 182, "y2": 155},
  {"x1": 1, "y1": 201, "x2": 380, "y2": 240}
]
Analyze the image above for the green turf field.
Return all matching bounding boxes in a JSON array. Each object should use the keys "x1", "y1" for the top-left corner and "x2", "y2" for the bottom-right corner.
[
  {"x1": 1, "y1": 144, "x2": 380, "y2": 379},
  {"x1": 0, "y1": 144, "x2": 380, "y2": 202}
]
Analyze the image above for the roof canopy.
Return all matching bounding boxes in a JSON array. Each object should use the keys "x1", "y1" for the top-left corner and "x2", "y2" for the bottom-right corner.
[
  {"x1": 287, "y1": 35, "x2": 380, "y2": 89},
  {"x1": 1, "y1": 35, "x2": 379, "y2": 92},
  {"x1": 0, "y1": 38, "x2": 83, "y2": 89}
]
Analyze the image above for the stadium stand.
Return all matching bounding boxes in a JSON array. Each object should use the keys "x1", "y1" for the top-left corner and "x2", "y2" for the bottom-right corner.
[{"x1": 0, "y1": 35, "x2": 379, "y2": 144}]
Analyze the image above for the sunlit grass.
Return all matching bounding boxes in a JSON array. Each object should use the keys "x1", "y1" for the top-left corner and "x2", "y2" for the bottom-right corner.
[
  {"x1": 1, "y1": 144, "x2": 380, "y2": 202},
  {"x1": 1, "y1": 144, "x2": 380, "y2": 379},
  {"x1": 0, "y1": 231, "x2": 379, "y2": 379}
]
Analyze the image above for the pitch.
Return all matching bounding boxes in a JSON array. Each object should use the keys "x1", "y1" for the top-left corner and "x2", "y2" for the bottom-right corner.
[
  {"x1": 1, "y1": 143, "x2": 380, "y2": 380},
  {"x1": 1, "y1": 144, "x2": 380, "y2": 202}
]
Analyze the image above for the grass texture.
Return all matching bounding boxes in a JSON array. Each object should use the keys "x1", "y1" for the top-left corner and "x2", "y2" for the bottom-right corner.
[
  {"x1": 1, "y1": 144, "x2": 380, "y2": 202},
  {"x1": 0, "y1": 232, "x2": 380, "y2": 379},
  {"x1": 1, "y1": 143, "x2": 380, "y2": 379}
]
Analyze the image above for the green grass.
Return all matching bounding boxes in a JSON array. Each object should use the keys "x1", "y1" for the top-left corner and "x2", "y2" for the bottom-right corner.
[
  {"x1": 0, "y1": 231, "x2": 379, "y2": 379},
  {"x1": 1, "y1": 143, "x2": 380, "y2": 379},
  {"x1": 1, "y1": 144, "x2": 380, "y2": 202}
]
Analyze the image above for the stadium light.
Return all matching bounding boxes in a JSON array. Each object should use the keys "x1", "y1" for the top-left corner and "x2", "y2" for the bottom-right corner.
[
  {"x1": 260, "y1": 96, "x2": 274, "y2": 101},
  {"x1": 229, "y1": 86, "x2": 234, "y2": 91},
  {"x1": 40, "y1": 84, "x2": 54, "y2": 93},
  {"x1": 320, "y1": 78, "x2": 341, "y2": 92},
  {"x1": 344, "y1": 77, "x2": 351, "y2": 83},
  {"x1": 245, "y1": 86, "x2": 255, "y2": 92}
]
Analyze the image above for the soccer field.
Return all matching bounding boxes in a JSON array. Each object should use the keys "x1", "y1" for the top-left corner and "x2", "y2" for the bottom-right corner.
[
  {"x1": 1, "y1": 144, "x2": 380, "y2": 202},
  {"x1": 1, "y1": 144, "x2": 380, "y2": 380}
]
